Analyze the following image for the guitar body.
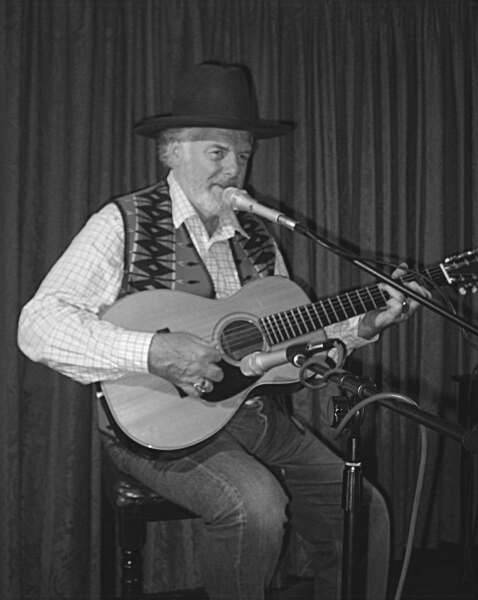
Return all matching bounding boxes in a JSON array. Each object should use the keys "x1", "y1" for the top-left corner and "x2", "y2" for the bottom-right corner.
[{"x1": 100, "y1": 277, "x2": 324, "y2": 451}]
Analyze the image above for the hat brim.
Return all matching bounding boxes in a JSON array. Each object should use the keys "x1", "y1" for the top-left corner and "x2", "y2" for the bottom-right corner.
[{"x1": 134, "y1": 115, "x2": 295, "y2": 139}]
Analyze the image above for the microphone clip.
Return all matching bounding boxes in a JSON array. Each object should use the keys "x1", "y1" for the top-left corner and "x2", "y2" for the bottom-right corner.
[{"x1": 286, "y1": 339, "x2": 336, "y2": 367}]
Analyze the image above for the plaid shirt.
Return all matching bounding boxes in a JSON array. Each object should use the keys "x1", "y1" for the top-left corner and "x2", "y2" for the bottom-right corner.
[{"x1": 18, "y1": 173, "x2": 369, "y2": 384}]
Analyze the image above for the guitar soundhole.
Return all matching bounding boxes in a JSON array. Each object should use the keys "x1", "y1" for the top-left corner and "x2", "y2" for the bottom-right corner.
[{"x1": 219, "y1": 320, "x2": 265, "y2": 361}]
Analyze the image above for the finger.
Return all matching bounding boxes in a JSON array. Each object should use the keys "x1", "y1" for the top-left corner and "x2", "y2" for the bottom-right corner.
[
  {"x1": 184, "y1": 377, "x2": 212, "y2": 396},
  {"x1": 404, "y1": 280, "x2": 432, "y2": 300},
  {"x1": 190, "y1": 377, "x2": 215, "y2": 396},
  {"x1": 390, "y1": 297, "x2": 407, "y2": 318},
  {"x1": 201, "y1": 379, "x2": 214, "y2": 393},
  {"x1": 380, "y1": 281, "x2": 405, "y2": 305},
  {"x1": 195, "y1": 336, "x2": 221, "y2": 351},
  {"x1": 395, "y1": 281, "x2": 431, "y2": 316},
  {"x1": 391, "y1": 262, "x2": 409, "y2": 278},
  {"x1": 206, "y1": 364, "x2": 224, "y2": 382},
  {"x1": 183, "y1": 382, "x2": 204, "y2": 397}
]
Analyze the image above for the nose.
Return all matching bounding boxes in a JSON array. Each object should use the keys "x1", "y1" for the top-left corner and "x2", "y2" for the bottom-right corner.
[{"x1": 222, "y1": 152, "x2": 240, "y2": 178}]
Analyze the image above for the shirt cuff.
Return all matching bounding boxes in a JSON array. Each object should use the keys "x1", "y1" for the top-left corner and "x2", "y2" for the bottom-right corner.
[
  {"x1": 324, "y1": 314, "x2": 379, "y2": 356},
  {"x1": 113, "y1": 330, "x2": 155, "y2": 375}
]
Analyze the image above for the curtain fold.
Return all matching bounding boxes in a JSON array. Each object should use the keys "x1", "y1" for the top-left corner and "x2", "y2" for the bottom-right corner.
[{"x1": 3, "y1": 0, "x2": 477, "y2": 597}]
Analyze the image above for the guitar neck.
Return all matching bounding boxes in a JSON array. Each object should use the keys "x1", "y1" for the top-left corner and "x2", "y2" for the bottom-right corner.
[{"x1": 260, "y1": 262, "x2": 446, "y2": 346}]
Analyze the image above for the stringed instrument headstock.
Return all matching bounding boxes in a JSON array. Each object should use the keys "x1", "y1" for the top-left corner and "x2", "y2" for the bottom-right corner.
[{"x1": 441, "y1": 249, "x2": 478, "y2": 295}]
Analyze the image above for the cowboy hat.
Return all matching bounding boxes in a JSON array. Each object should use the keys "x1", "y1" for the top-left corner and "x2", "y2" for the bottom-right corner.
[{"x1": 134, "y1": 62, "x2": 295, "y2": 139}]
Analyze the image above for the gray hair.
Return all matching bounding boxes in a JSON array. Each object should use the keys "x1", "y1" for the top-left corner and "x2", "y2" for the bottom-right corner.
[
  {"x1": 156, "y1": 128, "x2": 195, "y2": 168},
  {"x1": 156, "y1": 127, "x2": 255, "y2": 168}
]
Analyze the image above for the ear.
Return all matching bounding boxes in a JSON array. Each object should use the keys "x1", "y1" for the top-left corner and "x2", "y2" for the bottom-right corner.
[{"x1": 169, "y1": 140, "x2": 185, "y2": 167}]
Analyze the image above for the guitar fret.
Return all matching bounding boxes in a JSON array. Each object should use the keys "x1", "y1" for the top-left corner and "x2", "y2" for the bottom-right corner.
[
  {"x1": 344, "y1": 291, "x2": 359, "y2": 316},
  {"x1": 311, "y1": 303, "x2": 325, "y2": 329},
  {"x1": 379, "y1": 287, "x2": 389, "y2": 305},
  {"x1": 297, "y1": 306, "x2": 310, "y2": 331},
  {"x1": 354, "y1": 291, "x2": 366, "y2": 313},
  {"x1": 333, "y1": 296, "x2": 348, "y2": 321},
  {"x1": 303, "y1": 306, "x2": 316, "y2": 332},
  {"x1": 284, "y1": 310, "x2": 300, "y2": 337},
  {"x1": 260, "y1": 316, "x2": 272, "y2": 344},
  {"x1": 277, "y1": 312, "x2": 290, "y2": 342},
  {"x1": 317, "y1": 301, "x2": 332, "y2": 325},
  {"x1": 269, "y1": 315, "x2": 285, "y2": 343},
  {"x1": 373, "y1": 288, "x2": 385, "y2": 306},
  {"x1": 262, "y1": 315, "x2": 280, "y2": 345},
  {"x1": 355, "y1": 290, "x2": 368, "y2": 313},
  {"x1": 365, "y1": 286, "x2": 378, "y2": 310},
  {"x1": 361, "y1": 288, "x2": 375, "y2": 311},
  {"x1": 326, "y1": 297, "x2": 340, "y2": 322},
  {"x1": 290, "y1": 310, "x2": 304, "y2": 335},
  {"x1": 279, "y1": 313, "x2": 292, "y2": 341},
  {"x1": 335, "y1": 295, "x2": 348, "y2": 320},
  {"x1": 291, "y1": 308, "x2": 305, "y2": 335}
]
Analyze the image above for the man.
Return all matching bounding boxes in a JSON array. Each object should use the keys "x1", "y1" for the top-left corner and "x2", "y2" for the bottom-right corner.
[{"x1": 18, "y1": 62, "x2": 428, "y2": 599}]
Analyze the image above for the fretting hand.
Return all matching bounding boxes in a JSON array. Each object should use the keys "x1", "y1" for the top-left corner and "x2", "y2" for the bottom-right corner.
[{"x1": 358, "y1": 263, "x2": 432, "y2": 339}]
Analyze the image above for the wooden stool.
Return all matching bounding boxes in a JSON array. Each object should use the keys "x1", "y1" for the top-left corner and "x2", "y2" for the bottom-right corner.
[{"x1": 101, "y1": 449, "x2": 205, "y2": 599}]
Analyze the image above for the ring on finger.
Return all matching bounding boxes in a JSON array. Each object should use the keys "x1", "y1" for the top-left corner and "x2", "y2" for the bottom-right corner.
[
  {"x1": 401, "y1": 299, "x2": 410, "y2": 314},
  {"x1": 193, "y1": 378, "x2": 211, "y2": 395}
]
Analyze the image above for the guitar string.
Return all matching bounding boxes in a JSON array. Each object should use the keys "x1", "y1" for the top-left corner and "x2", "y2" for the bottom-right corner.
[
  {"x1": 219, "y1": 265, "x2": 450, "y2": 352},
  {"x1": 221, "y1": 287, "x2": 389, "y2": 351}
]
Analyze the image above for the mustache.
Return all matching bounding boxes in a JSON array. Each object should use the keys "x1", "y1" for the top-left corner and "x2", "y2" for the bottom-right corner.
[{"x1": 209, "y1": 178, "x2": 241, "y2": 189}]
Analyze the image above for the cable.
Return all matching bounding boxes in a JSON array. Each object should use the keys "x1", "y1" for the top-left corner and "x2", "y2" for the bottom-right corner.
[{"x1": 332, "y1": 392, "x2": 427, "y2": 600}]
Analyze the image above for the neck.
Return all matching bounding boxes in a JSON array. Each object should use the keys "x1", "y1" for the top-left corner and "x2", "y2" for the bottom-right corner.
[{"x1": 198, "y1": 212, "x2": 219, "y2": 236}]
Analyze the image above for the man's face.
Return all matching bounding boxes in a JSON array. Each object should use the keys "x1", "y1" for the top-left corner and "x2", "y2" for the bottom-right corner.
[{"x1": 171, "y1": 128, "x2": 254, "y2": 216}]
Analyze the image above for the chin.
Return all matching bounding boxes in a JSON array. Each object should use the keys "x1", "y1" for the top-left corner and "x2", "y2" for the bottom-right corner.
[{"x1": 208, "y1": 185, "x2": 226, "y2": 201}]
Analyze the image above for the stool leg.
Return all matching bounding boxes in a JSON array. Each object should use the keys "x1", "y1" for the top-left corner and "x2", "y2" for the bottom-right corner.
[
  {"x1": 101, "y1": 487, "x2": 118, "y2": 598},
  {"x1": 121, "y1": 548, "x2": 143, "y2": 598},
  {"x1": 118, "y1": 511, "x2": 147, "y2": 598}
]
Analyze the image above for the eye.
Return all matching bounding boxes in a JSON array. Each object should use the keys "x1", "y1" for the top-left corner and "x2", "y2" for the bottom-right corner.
[
  {"x1": 208, "y1": 148, "x2": 226, "y2": 160},
  {"x1": 238, "y1": 153, "x2": 251, "y2": 163}
]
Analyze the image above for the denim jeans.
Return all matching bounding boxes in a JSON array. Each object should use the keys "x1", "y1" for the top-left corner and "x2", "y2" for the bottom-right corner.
[{"x1": 104, "y1": 398, "x2": 390, "y2": 600}]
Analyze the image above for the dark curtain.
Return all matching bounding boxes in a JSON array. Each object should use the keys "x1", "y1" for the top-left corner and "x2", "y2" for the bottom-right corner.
[{"x1": 3, "y1": 0, "x2": 478, "y2": 597}]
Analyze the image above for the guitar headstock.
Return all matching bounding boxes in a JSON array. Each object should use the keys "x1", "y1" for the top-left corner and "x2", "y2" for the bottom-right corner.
[{"x1": 442, "y1": 249, "x2": 478, "y2": 295}]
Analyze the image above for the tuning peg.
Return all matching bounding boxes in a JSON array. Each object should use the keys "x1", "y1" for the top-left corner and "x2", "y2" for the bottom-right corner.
[{"x1": 458, "y1": 284, "x2": 478, "y2": 295}]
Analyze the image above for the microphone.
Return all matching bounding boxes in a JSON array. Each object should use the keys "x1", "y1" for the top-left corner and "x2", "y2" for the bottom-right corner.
[
  {"x1": 240, "y1": 340, "x2": 336, "y2": 376},
  {"x1": 223, "y1": 187, "x2": 299, "y2": 230}
]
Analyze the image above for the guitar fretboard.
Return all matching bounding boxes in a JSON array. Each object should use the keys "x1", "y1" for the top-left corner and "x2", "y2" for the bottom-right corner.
[{"x1": 260, "y1": 263, "x2": 446, "y2": 346}]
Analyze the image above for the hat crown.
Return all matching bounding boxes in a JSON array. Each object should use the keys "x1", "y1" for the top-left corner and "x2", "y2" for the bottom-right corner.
[
  {"x1": 134, "y1": 62, "x2": 294, "y2": 139},
  {"x1": 173, "y1": 64, "x2": 259, "y2": 123}
]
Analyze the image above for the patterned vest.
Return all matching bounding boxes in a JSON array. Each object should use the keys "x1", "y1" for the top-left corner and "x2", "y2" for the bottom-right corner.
[
  {"x1": 113, "y1": 179, "x2": 277, "y2": 297},
  {"x1": 98, "y1": 180, "x2": 278, "y2": 451}
]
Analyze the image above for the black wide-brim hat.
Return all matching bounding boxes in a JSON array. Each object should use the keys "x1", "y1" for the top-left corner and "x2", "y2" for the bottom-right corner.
[{"x1": 135, "y1": 62, "x2": 295, "y2": 139}]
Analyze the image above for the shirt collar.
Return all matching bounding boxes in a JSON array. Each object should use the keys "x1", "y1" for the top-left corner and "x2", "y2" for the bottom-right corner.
[{"x1": 167, "y1": 171, "x2": 249, "y2": 241}]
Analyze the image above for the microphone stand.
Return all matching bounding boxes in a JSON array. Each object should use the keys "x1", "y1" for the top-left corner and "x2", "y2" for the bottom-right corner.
[
  {"x1": 302, "y1": 358, "x2": 478, "y2": 600},
  {"x1": 231, "y1": 193, "x2": 478, "y2": 595},
  {"x1": 339, "y1": 397, "x2": 366, "y2": 600},
  {"x1": 281, "y1": 220, "x2": 478, "y2": 596}
]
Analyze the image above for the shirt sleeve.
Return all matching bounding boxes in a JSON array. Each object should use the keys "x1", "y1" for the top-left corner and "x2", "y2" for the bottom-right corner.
[
  {"x1": 17, "y1": 203, "x2": 154, "y2": 384},
  {"x1": 324, "y1": 316, "x2": 378, "y2": 355}
]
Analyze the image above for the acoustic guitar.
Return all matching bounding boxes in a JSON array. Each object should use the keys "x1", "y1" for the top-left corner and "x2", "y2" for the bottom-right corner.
[{"x1": 100, "y1": 249, "x2": 477, "y2": 451}]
